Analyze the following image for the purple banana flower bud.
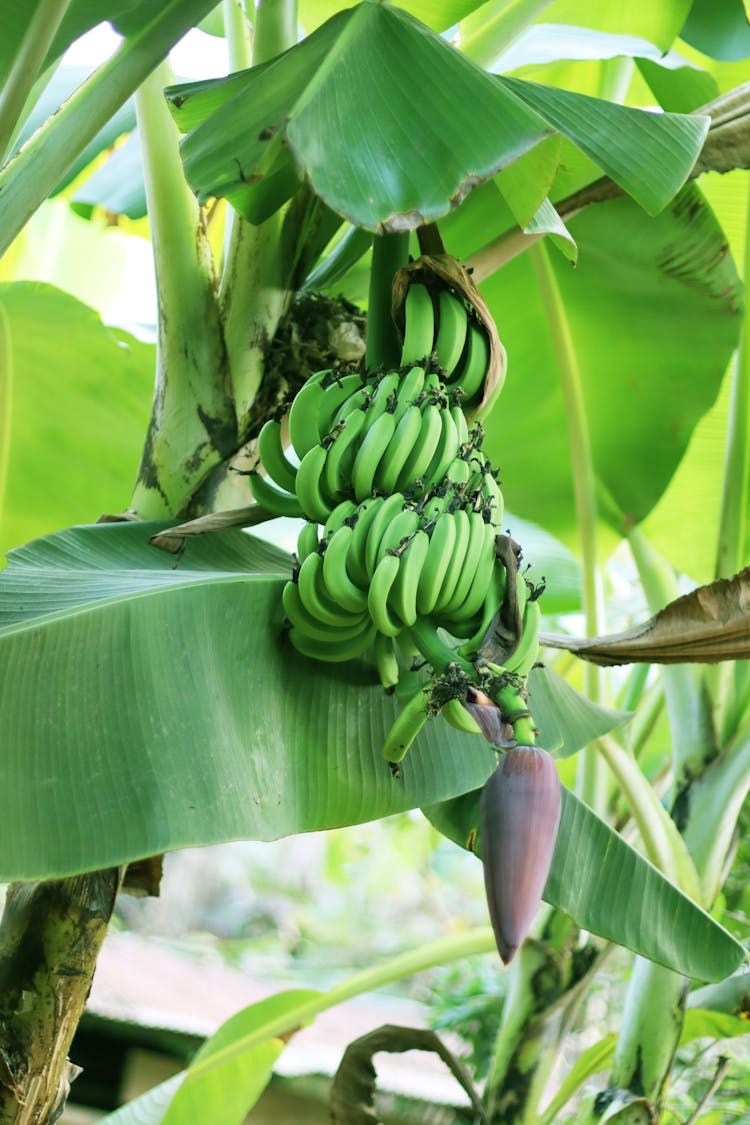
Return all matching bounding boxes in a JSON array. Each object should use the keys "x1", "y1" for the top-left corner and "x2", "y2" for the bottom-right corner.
[{"x1": 480, "y1": 746, "x2": 562, "y2": 964}]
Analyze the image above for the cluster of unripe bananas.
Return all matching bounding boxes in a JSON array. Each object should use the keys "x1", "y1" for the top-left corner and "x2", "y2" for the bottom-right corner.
[
  {"x1": 249, "y1": 277, "x2": 542, "y2": 758},
  {"x1": 251, "y1": 266, "x2": 560, "y2": 966}
]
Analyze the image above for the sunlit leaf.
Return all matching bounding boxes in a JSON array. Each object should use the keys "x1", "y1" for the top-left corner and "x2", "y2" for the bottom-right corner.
[
  {"x1": 478, "y1": 185, "x2": 742, "y2": 546},
  {"x1": 73, "y1": 131, "x2": 147, "y2": 219},
  {"x1": 681, "y1": 0, "x2": 750, "y2": 62},
  {"x1": 0, "y1": 282, "x2": 153, "y2": 553},
  {"x1": 167, "y1": 4, "x2": 553, "y2": 232}
]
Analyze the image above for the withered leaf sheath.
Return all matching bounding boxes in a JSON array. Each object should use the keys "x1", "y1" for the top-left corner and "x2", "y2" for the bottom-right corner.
[{"x1": 480, "y1": 746, "x2": 562, "y2": 964}]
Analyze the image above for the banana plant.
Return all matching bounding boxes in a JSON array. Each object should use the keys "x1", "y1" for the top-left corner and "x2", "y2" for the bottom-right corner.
[{"x1": 1, "y1": 1, "x2": 750, "y2": 1122}]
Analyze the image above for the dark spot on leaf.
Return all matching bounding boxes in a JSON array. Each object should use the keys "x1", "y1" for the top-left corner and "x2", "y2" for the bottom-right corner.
[{"x1": 259, "y1": 125, "x2": 277, "y2": 141}]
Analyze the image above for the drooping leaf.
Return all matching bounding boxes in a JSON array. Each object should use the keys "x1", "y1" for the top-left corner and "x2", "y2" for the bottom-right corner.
[
  {"x1": 0, "y1": 282, "x2": 154, "y2": 553},
  {"x1": 528, "y1": 665, "x2": 631, "y2": 756},
  {"x1": 494, "y1": 23, "x2": 701, "y2": 72},
  {"x1": 423, "y1": 785, "x2": 745, "y2": 981},
  {"x1": 499, "y1": 75, "x2": 708, "y2": 216},
  {"x1": 540, "y1": 568, "x2": 750, "y2": 665},
  {"x1": 680, "y1": 0, "x2": 750, "y2": 62},
  {"x1": 0, "y1": 522, "x2": 498, "y2": 881},
  {"x1": 478, "y1": 185, "x2": 742, "y2": 546},
  {"x1": 167, "y1": 4, "x2": 553, "y2": 232}
]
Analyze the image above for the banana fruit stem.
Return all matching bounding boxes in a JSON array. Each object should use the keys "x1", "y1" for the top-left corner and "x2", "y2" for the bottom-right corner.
[{"x1": 366, "y1": 232, "x2": 410, "y2": 369}]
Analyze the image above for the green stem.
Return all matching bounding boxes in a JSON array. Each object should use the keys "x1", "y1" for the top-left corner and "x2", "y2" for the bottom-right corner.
[
  {"x1": 0, "y1": 0, "x2": 73, "y2": 163},
  {"x1": 183, "y1": 928, "x2": 497, "y2": 1082},
  {"x1": 0, "y1": 306, "x2": 12, "y2": 531},
  {"x1": 715, "y1": 177, "x2": 750, "y2": 581},
  {"x1": 0, "y1": 0, "x2": 218, "y2": 259},
  {"x1": 223, "y1": 0, "x2": 252, "y2": 71},
  {"x1": 366, "y1": 232, "x2": 410, "y2": 370},
  {"x1": 713, "y1": 178, "x2": 750, "y2": 742},
  {"x1": 598, "y1": 735, "x2": 700, "y2": 899},
  {"x1": 628, "y1": 527, "x2": 718, "y2": 793},
  {"x1": 131, "y1": 61, "x2": 235, "y2": 519},
  {"x1": 251, "y1": 0, "x2": 297, "y2": 62},
  {"x1": 529, "y1": 243, "x2": 605, "y2": 811},
  {"x1": 218, "y1": 0, "x2": 299, "y2": 435},
  {"x1": 459, "y1": 0, "x2": 556, "y2": 67},
  {"x1": 682, "y1": 721, "x2": 750, "y2": 905}
]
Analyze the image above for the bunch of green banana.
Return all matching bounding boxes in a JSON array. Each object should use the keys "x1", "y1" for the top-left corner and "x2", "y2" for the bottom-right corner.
[
  {"x1": 248, "y1": 269, "x2": 541, "y2": 773},
  {"x1": 400, "y1": 282, "x2": 490, "y2": 410}
]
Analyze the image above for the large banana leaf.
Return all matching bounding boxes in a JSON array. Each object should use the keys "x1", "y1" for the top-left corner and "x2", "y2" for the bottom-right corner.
[
  {"x1": 475, "y1": 185, "x2": 742, "y2": 546},
  {"x1": 423, "y1": 786, "x2": 745, "y2": 982},
  {"x1": 0, "y1": 282, "x2": 154, "y2": 553},
  {"x1": 0, "y1": 522, "x2": 496, "y2": 880},
  {"x1": 0, "y1": 521, "x2": 623, "y2": 881},
  {"x1": 165, "y1": 2, "x2": 706, "y2": 232}
]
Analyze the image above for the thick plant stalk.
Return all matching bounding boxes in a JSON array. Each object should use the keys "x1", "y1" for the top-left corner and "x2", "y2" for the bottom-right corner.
[
  {"x1": 130, "y1": 61, "x2": 235, "y2": 519},
  {"x1": 0, "y1": 870, "x2": 122, "y2": 1123},
  {"x1": 484, "y1": 916, "x2": 596, "y2": 1124},
  {"x1": 218, "y1": 0, "x2": 298, "y2": 435},
  {"x1": 608, "y1": 959, "x2": 688, "y2": 1116},
  {"x1": 459, "y1": 0, "x2": 556, "y2": 66}
]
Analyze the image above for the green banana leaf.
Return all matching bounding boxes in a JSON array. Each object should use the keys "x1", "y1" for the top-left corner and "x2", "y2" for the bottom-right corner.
[
  {"x1": 680, "y1": 0, "x2": 750, "y2": 62},
  {"x1": 165, "y1": 2, "x2": 706, "y2": 232},
  {"x1": 0, "y1": 282, "x2": 154, "y2": 554},
  {"x1": 0, "y1": 520, "x2": 621, "y2": 882},
  {"x1": 422, "y1": 785, "x2": 745, "y2": 982},
  {"x1": 474, "y1": 185, "x2": 742, "y2": 547},
  {"x1": 0, "y1": 522, "x2": 497, "y2": 880},
  {"x1": 529, "y1": 666, "x2": 630, "y2": 757}
]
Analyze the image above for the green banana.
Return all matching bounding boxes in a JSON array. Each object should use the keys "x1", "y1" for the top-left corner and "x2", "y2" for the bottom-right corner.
[
  {"x1": 376, "y1": 405, "x2": 423, "y2": 494},
  {"x1": 288, "y1": 377, "x2": 327, "y2": 459},
  {"x1": 505, "y1": 597, "x2": 541, "y2": 677},
  {"x1": 257, "y1": 417, "x2": 298, "y2": 494},
  {"x1": 322, "y1": 526, "x2": 368, "y2": 614},
  {"x1": 323, "y1": 408, "x2": 366, "y2": 500},
  {"x1": 452, "y1": 320, "x2": 488, "y2": 406},
  {"x1": 443, "y1": 511, "x2": 491, "y2": 618},
  {"x1": 374, "y1": 633, "x2": 400, "y2": 691},
  {"x1": 316, "y1": 372, "x2": 366, "y2": 438},
  {"x1": 288, "y1": 622, "x2": 376, "y2": 663},
  {"x1": 346, "y1": 495, "x2": 385, "y2": 587},
  {"x1": 297, "y1": 551, "x2": 365, "y2": 629},
  {"x1": 372, "y1": 507, "x2": 421, "y2": 572},
  {"x1": 400, "y1": 284, "x2": 435, "y2": 366},
  {"x1": 396, "y1": 403, "x2": 443, "y2": 491},
  {"x1": 442, "y1": 696, "x2": 483, "y2": 736},
  {"x1": 283, "y1": 581, "x2": 368, "y2": 642},
  {"x1": 365, "y1": 492, "x2": 409, "y2": 578},
  {"x1": 434, "y1": 289, "x2": 468, "y2": 377},
  {"x1": 368, "y1": 553, "x2": 403, "y2": 637},
  {"x1": 422, "y1": 405, "x2": 460, "y2": 489},
  {"x1": 389, "y1": 529, "x2": 430, "y2": 628},
  {"x1": 390, "y1": 365, "x2": 426, "y2": 426},
  {"x1": 416, "y1": 511, "x2": 457, "y2": 615},
  {"x1": 352, "y1": 410, "x2": 397, "y2": 501},
  {"x1": 382, "y1": 685, "x2": 431, "y2": 762},
  {"x1": 433, "y1": 509, "x2": 471, "y2": 612},
  {"x1": 296, "y1": 443, "x2": 334, "y2": 523},
  {"x1": 249, "y1": 471, "x2": 303, "y2": 518},
  {"x1": 324, "y1": 498, "x2": 358, "y2": 536},
  {"x1": 296, "y1": 520, "x2": 320, "y2": 564}
]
